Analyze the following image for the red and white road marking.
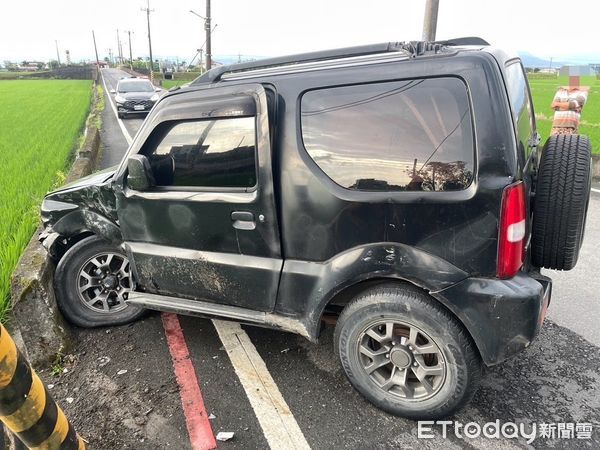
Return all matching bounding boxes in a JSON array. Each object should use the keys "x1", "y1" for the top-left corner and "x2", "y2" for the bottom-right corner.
[{"x1": 162, "y1": 313, "x2": 216, "y2": 450}]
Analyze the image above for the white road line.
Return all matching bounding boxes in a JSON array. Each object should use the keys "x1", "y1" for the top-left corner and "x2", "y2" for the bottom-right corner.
[
  {"x1": 103, "y1": 76, "x2": 310, "y2": 449},
  {"x1": 213, "y1": 320, "x2": 311, "y2": 450},
  {"x1": 592, "y1": 187, "x2": 600, "y2": 194},
  {"x1": 100, "y1": 69, "x2": 133, "y2": 146}
]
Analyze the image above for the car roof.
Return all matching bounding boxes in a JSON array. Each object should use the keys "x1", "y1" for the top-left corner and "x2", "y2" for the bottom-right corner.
[
  {"x1": 190, "y1": 37, "x2": 493, "y2": 86},
  {"x1": 117, "y1": 78, "x2": 152, "y2": 84}
]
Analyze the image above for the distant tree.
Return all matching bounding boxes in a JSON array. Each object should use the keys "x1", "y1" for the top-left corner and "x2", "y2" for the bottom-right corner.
[{"x1": 48, "y1": 60, "x2": 60, "y2": 70}]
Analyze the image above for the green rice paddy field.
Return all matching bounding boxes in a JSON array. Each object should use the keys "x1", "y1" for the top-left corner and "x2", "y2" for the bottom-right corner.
[
  {"x1": 528, "y1": 75, "x2": 600, "y2": 154},
  {"x1": 0, "y1": 80, "x2": 92, "y2": 319}
]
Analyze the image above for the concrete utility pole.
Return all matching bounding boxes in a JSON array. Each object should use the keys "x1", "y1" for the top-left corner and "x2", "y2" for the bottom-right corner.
[
  {"x1": 92, "y1": 30, "x2": 100, "y2": 69},
  {"x1": 422, "y1": 0, "x2": 440, "y2": 41},
  {"x1": 55, "y1": 40, "x2": 61, "y2": 66},
  {"x1": 126, "y1": 30, "x2": 134, "y2": 69},
  {"x1": 205, "y1": 0, "x2": 212, "y2": 71},
  {"x1": 117, "y1": 29, "x2": 123, "y2": 65},
  {"x1": 142, "y1": 0, "x2": 155, "y2": 73}
]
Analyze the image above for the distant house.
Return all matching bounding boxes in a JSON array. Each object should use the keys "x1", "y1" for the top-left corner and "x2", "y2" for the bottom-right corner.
[
  {"x1": 559, "y1": 65, "x2": 598, "y2": 77},
  {"x1": 539, "y1": 68, "x2": 558, "y2": 75},
  {"x1": 17, "y1": 62, "x2": 44, "y2": 71}
]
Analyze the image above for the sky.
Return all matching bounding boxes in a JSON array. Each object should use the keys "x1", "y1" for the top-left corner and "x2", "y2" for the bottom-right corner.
[{"x1": 1, "y1": 0, "x2": 599, "y2": 64}]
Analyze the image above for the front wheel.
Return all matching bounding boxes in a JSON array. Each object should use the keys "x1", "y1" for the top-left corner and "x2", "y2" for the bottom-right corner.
[
  {"x1": 54, "y1": 235, "x2": 145, "y2": 327},
  {"x1": 334, "y1": 283, "x2": 482, "y2": 420}
]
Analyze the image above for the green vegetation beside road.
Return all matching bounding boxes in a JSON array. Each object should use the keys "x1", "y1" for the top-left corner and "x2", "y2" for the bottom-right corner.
[
  {"x1": 0, "y1": 80, "x2": 92, "y2": 319},
  {"x1": 162, "y1": 79, "x2": 189, "y2": 89},
  {"x1": 528, "y1": 75, "x2": 600, "y2": 154}
]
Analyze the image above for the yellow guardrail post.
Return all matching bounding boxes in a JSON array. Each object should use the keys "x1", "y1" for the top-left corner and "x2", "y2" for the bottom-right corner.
[{"x1": 0, "y1": 324, "x2": 85, "y2": 449}]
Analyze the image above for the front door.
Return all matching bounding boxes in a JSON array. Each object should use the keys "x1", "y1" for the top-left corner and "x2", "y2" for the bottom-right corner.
[{"x1": 115, "y1": 84, "x2": 282, "y2": 312}]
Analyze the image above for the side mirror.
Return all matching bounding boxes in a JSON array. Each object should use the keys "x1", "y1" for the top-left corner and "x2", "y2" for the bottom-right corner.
[
  {"x1": 127, "y1": 155, "x2": 155, "y2": 191},
  {"x1": 155, "y1": 87, "x2": 162, "y2": 92},
  {"x1": 110, "y1": 89, "x2": 116, "y2": 94}
]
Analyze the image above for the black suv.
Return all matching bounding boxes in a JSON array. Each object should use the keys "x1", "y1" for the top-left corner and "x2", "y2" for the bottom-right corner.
[
  {"x1": 111, "y1": 78, "x2": 160, "y2": 118},
  {"x1": 40, "y1": 38, "x2": 592, "y2": 419}
]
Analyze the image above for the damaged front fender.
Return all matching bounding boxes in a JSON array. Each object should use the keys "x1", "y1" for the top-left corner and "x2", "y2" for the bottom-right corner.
[{"x1": 40, "y1": 168, "x2": 121, "y2": 255}]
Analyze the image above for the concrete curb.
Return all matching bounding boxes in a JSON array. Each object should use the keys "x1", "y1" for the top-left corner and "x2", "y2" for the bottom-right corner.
[
  {"x1": 9, "y1": 81, "x2": 103, "y2": 368},
  {"x1": 592, "y1": 155, "x2": 599, "y2": 181}
]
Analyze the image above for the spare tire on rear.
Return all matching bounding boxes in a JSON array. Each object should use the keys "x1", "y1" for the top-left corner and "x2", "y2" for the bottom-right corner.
[{"x1": 531, "y1": 134, "x2": 592, "y2": 270}]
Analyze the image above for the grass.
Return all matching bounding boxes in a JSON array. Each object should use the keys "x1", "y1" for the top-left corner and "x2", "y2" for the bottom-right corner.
[
  {"x1": 161, "y1": 79, "x2": 190, "y2": 90},
  {"x1": 528, "y1": 75, "x2": 600, "y2": 154},
  {"x1": 0, "y1": 80, "x2": 92, "y2": 320}
]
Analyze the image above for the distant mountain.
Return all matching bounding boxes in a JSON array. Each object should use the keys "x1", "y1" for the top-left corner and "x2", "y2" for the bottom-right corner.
[
  {"x1": 213, "y1": 55, "x2": 266, "y2": 65},
  {"x1": 519, "y1": 51, "x2": 600, "y2": 68},
  {"x1": 518, "y1": 52, "x2": 568, "y2": 69}
]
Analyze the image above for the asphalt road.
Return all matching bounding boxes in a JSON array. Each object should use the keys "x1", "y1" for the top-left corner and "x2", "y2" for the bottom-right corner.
[{"x1": 84, "y1": 68, "x2": 600, "y2": 449}]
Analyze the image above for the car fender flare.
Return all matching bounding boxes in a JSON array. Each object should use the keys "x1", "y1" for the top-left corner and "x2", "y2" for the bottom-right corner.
[
  {"x1": 276, "y1": 243, "x2": 470, "y2": 340},
  {"x1": 49, "y1": 209, "x2": 122, "y2": 247}
]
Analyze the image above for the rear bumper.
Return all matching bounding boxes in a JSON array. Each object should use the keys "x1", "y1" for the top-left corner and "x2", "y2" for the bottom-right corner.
[{"x1": 434, "y1": 271, "x2": 552, "y2": 366}]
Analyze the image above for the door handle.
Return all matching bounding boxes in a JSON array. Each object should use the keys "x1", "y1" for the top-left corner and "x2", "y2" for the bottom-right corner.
[{"x1": 231, "y1": 211, "x2": 255, "y2": 230}]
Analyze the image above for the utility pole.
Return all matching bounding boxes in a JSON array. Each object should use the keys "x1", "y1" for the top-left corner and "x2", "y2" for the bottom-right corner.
[
  {"x1": 205, "y1": 0, "x2": 212, "y2": 71},
  {"x1": 142, "y1": 0, "x2": 155, "y2": 75},
  {"x1": 117, "y1": 29, "x2": 123, "y2": 65},
  {"x1": 55, "y1": 40, "x2": 61, "y2": 66},
  {"x1": 126, "y1": 31, "x2": 134, "y2": 70},
  {"x1": 422, "y1": 0, "x2": 440, "y2": 41},
  {"x1": 92, "y1": 30, "x2": 100, "y2": 69}
]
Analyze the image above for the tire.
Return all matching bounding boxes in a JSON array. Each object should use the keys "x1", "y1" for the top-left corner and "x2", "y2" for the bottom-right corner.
[
  {"x1": 532, "y1": 134, "x2": 592, "y2": 270},
  {"x1": 334, "y1": 283, "x2": 482, "y2": 420},
  {"x1": 54, "y1": 235, "x2": 145, "y2": 328},
  {"x1": 117, "y1": 113, "x2": 124, "y2": 119}
]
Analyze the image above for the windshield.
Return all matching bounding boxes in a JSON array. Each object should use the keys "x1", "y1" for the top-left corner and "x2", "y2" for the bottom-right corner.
[{"x1": 118, "y1": 80, "x2": 154, "y2": 93}]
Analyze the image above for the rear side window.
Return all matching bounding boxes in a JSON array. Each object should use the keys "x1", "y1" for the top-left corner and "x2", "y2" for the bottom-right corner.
[
  {"x1": 505, "y1": 62, "x2": 535, "y2": 159},
  {"x1": 145, "y1": 117, "x2": 257, "y2": 189},
  {"x1": 301, "y1": 78, "x2": 474, "y2": 192}
]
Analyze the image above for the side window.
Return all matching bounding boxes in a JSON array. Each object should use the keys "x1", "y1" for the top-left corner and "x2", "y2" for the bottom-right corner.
[
  {"x1": 505, "y1": 62, "x2": 535, "y2": 159},
  {"x1": 300, "y1": 78, "x2": 474, "y2": 192},
  {"x1": 145, "y1": 116, "x2": 257, "y2": 189}
]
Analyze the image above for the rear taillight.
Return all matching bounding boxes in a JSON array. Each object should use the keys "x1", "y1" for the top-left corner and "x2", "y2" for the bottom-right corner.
[{"x1": 497, "y1": 181, "x2": 526, "y2": 279}]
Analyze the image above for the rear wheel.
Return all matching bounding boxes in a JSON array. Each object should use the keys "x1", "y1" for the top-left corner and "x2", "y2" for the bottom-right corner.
[
  {"x1": 334, "y1": 283, "x2": 481, "y2": 419},
  {"x1": 54, "y1": 235, "x2": 145, "y2": 327},
  {"x1": 532, "y1": 134, "x2": 592, "y2": 270}
]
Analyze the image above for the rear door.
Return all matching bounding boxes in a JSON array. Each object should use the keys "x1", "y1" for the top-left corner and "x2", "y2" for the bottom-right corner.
[{"x1": 116, "y1": 84, "x2": 282, "y2": 312}]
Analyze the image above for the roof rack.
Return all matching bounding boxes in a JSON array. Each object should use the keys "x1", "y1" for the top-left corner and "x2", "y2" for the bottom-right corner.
[
  {"x1": 434, "y1": 36, "x2": 490, "y2": 46},
  {"x1": 190, "y1": 37, "x2": 489, "y2": 85}
]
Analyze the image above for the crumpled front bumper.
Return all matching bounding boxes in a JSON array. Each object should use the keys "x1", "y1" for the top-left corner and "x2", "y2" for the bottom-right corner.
[{"x1": 39, "y1": 229, "x2": 62, "y2": 257}]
